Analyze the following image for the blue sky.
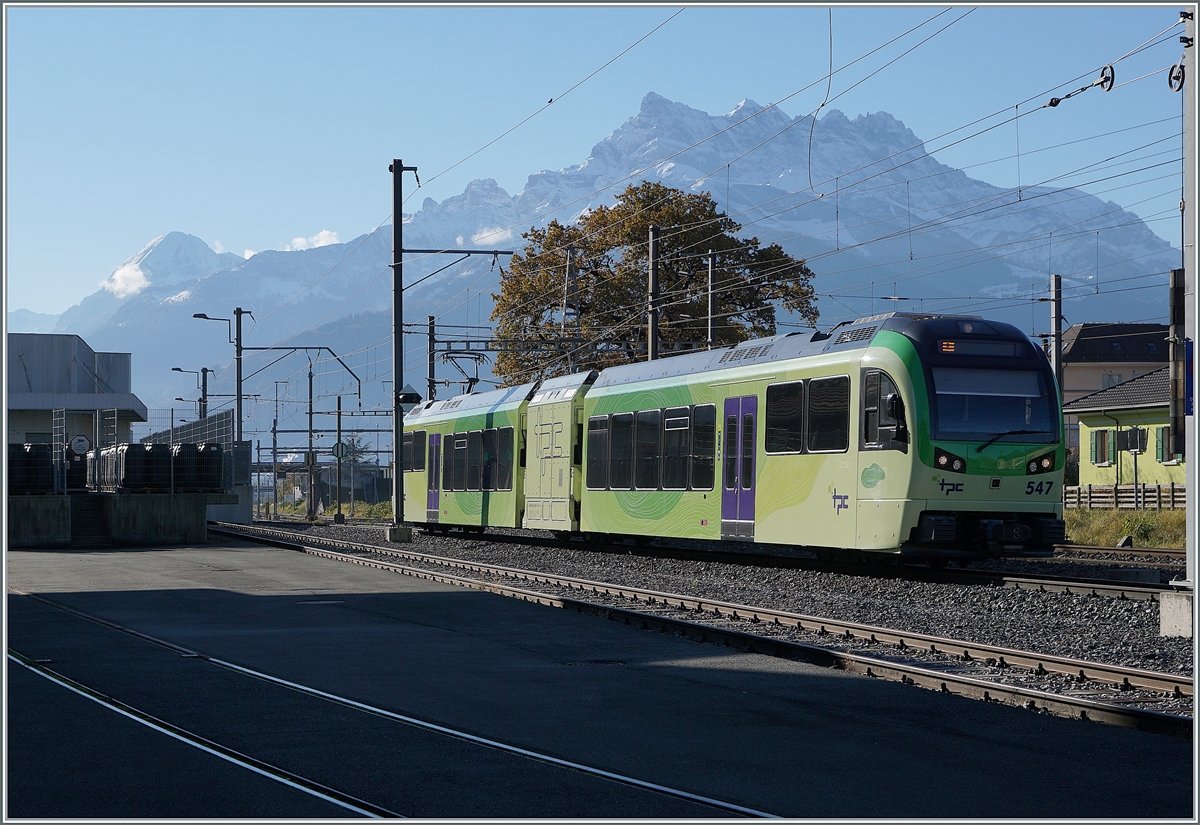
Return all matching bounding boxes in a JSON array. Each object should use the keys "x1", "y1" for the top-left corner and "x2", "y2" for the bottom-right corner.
[{"x1": 5, "y1": 4, "x2": 1191, "y2": 315}]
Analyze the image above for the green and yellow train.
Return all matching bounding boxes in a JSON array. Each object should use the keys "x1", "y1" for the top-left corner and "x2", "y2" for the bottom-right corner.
[{"x1": 402, "y1": 312, "x2": 1065, "y2": 558}]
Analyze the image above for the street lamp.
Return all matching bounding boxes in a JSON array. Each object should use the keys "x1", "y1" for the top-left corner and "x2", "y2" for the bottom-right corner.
[
  {"x1": 175, "y1": 397, "x2": 200, "y2": 417},
  {"x1": 193, "y1": 309, "x2": 252, "y2": 443},
  {"x1": 171, "y1": 366, "x2": 213, "y2": 419}
]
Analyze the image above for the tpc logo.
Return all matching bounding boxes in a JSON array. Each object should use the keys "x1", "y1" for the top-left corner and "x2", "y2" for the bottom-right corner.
[
  {"x1": 831, "y1": 488, "x2": 849, "y2": 514},
  {"x1": 938, "y1": 478, "x2": 964, "y2": 496}
]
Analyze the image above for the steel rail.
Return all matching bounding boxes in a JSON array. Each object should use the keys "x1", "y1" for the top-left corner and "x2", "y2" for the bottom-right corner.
[
  {"x1": 1054, "y1": 543, "x2": 1186, "y2": 560},
  {"x1": 213, "y1": 525, "x2": 1190, "y2": 705}
]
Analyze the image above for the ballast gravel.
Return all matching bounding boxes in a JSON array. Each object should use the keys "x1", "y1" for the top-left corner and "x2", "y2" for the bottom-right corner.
[{"x1": 249, "y1": 522, "x2": 1194, "y2": 678}]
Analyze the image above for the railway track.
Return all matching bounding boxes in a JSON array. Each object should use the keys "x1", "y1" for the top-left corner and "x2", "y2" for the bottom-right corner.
[
  {"x1": 250, "y1": 519, "x2": 1178, "y2": 600},
  {"x1": 211, "y1": 522, "x2": 1193, "y2": 737},
  {"x1": 1054, "y1": 543, "x2": 1185, "y2": 560}
]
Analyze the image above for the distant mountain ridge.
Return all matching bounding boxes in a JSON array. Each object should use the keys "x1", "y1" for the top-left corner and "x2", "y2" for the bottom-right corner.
[{"x1": 31, "y1": 91, "x2": 1178, "y2": 420}]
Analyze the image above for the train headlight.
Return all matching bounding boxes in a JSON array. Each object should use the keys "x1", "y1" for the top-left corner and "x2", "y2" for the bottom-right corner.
[
  {"x1": 1026, "y1": 452, "x2": 1055, "y2": 474},
  {"x1": 935, "y1": 447, "x2": 967, "y2": 474}
]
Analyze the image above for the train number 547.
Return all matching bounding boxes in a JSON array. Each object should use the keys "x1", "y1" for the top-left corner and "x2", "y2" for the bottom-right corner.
[{"x1": 1025, "y1": 480, "x2": 1055, "y2": 495}]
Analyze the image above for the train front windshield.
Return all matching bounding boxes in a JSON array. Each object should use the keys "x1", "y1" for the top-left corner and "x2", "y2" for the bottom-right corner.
[{"x1": 930, "y1": 367, "x2": 1057, "y2": 444}]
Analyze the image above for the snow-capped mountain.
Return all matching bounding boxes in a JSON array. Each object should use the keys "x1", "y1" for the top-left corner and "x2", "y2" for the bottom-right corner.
[{"x1": 38, "y1": 92, "x2": 1179, "y2": 424}]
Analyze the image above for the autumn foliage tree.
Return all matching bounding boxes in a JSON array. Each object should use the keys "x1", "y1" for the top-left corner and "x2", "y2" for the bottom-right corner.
[{"x1": 490, "y1": 180, "x2": 819, "y2": 385}]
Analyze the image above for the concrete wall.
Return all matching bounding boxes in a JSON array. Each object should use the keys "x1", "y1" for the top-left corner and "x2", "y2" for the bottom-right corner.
[
  {"x1": 104, "y1": 494, "x2": 211, "y2": 546},
  {"x1": 8, "y1": 492, "x2": 241, "y2": 548},
  {"x1": 8, "y1": 496, "x2": 72, "y2": 548},
  {"x1": 207, "y1": 484, "x2": 253, "y2": 525}
]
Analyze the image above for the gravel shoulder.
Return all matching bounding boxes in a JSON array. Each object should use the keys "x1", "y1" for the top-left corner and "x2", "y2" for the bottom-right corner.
[{"x1": 239, "y1": 522, "x2": 1195, "y2": 678}]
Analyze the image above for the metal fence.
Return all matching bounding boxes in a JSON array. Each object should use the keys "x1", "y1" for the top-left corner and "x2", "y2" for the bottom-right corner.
[
  {"x1": 1063, "y1": 484, "x2": 1187, "y2": 510},
  {"x1": 133, "y1": 409, "x2": 247, "y2": 491}
]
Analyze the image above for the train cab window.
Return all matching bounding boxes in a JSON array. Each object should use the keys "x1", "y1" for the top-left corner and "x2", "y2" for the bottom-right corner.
[
  {"x1": 609, "y1": 413, "x2": 634, "y2": 489},
  {"x1": 466, "y1": 431, "x2": 483, "y2": 491},
  {"x1": 861, "y1": 371, "x2": 907, "y2": 452},
  {"x1": 442, "y1": 437, "x2": 454, "y2": 491},
  {"x1": 690, "y1": 404, "x2": 716, "y2": 490},
  {"x1": 765, "y1": 381, "x2": 804, "y2": 453},
  {"x1": 453, "y1": 435, "x2": 468, "y2": 491},
  {"x1": 662, "y1": 407, "x2": 690, "y2": 490},
  {"x1": 412, "y1": 431, "x2": 427, "y2": 471},
  {"x1": 808, "y1": 376, "x2": 850, "y2": 452},
  {"x1": 586, "y1": 416, "x2": 609, "y2": 489},
  {"x1": 497, "y1": 427, "x2": 515, "y2": 490},
  {"x1": 635, "y1": 409, "x2": 662, "y2": 490},
  {"x1": 724, "y1": 414, "x2": 738, "y2": 489}
]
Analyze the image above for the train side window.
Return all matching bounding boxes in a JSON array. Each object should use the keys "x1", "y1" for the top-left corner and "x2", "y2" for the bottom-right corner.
[
  {"x1": 635, "y1": 409, "x2": 662, "y2": 490},
  {"x1": 402, "y1": 432, "x2": 414, "y2": 472},
  {"x1": 765, "y1": 381, "x2": 804, "y2": 453},
  {"x1": 609, "y1": 413, "x2": 634, "y2": 489},
  {"x1": 808, "y1": 376, "x2": 850, "y2": 452},
  {"x1": 453, "y1": 434, "x2": 468, "y2": 491},
  {"x1": 481, "y1": 428, "x2": 498, "y2": 491},
  {"x1": 690, "y1": 404, "x2": 716, "y2": 490},
  {"x1": 466, "y1": 431, "x2": 483, "y2": 491},
  {"x1": 442, "y1": 436, "x2": 454, "y2": 491},
  {"x1": 724, "y1": 414, "x2": 738, "y2": 489},
  {"x1": 662, "y1": 407, "x2": 690, "y2": 490},
  {"x1": 413, "y1": 430, "x2": 427, "y2": 471},
  {"x1": 586, "y1": 416, "x2": 609, "y2": 489},
  {"x1": 497, "y1": 427, "x2": 514, "y2": 490}
]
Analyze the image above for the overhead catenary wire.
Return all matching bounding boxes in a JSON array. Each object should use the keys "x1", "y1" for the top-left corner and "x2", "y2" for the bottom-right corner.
[{"x1": 258, "y1": 12, "x2": 1185, "y2": 410}]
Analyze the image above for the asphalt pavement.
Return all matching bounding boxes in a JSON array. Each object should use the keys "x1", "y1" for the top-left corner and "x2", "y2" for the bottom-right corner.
[{"x1": 6, "y1": 539, "x2": 1194, "y2": 818}]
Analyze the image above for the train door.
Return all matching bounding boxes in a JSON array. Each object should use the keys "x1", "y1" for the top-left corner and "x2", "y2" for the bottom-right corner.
[
  {"x1": 721, "y1": 395, "x2": 757, "y2": 540},
  {"x1": 426, "y1": 433, "x2": 441, "y2": 522}
]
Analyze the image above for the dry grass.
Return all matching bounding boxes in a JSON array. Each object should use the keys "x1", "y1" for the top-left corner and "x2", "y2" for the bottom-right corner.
[{"x1": 1064, "y1": 508, "x2": 1187, "y2": 549}]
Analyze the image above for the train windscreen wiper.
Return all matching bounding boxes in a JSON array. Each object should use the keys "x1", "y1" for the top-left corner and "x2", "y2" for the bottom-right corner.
[{"x1": 975, "y1": 429, "x2": 1046, "y2": 452}]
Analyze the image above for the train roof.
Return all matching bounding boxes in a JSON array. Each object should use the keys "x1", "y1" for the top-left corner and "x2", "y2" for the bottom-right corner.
[
  {"x1": 589, "y1": 312, "x2": 993, "y2": 389},
  {"x1": 530, "y1": 370, "x2": 598, "y2": 406},
  {"x1": 404, "y1": 381, "x2": 538, "y2": 423}
]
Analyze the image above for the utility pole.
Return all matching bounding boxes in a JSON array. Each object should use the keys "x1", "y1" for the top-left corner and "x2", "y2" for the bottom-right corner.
[
  {"x1": 1161, "y1": 9, "x2": 1195, "y2": 637},
  {"x1": 1050, "y1": 274, "x2": 1063, "y2": 398},
  {"x1": 648, "y1": 225, "x2": 660, "y2": 362},
  {"x1": 389, "y1": 158, "x2": 417, "y2": 542},
  {"x1": 234, "y1": 307, "x2": 250, "y2": 443},
  {"x1": 307, "y1": 360, "x2": 315, "y2": 521},
  {"x1": 707, "y1": 250, "x2": 715, "y2": 350},
  {"x1": 335, "y1": 394, "x2": 343, "y2": 524},
  {"x1": 273, "y1": 381, "x2": 285, "y2": 521},
  {"x1": 427, "y1": 315, "x2": 436, "y2": 403},
  {"x1": 199, "y1": 367, "x2": 210, "y2": 419},
  {"x1": 1180, "y1": 10, "x2": 1196, "y2": 589}
]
